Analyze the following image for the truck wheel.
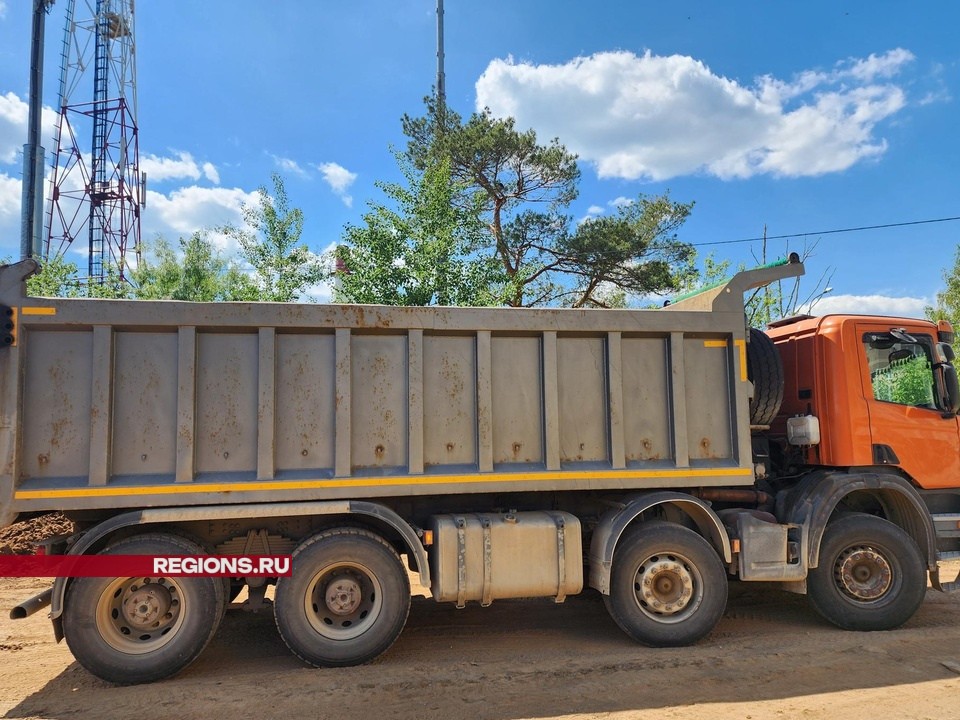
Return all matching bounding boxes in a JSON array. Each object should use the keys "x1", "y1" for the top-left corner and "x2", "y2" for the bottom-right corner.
[
  {"x1": 747, "y1": 327, "x2": 783, "y2": 426},
  {"x1": 63, "y1": 533, "x2": 226, "y2": 684},
  {"x1": 808, "y1": 514, "x2": 925, "y2": 631},
  {"x1": 604, "y1": 522, "x2": 727, "y2": 647},
  {"x1": 274, "y1": 528, "x2": 411, "y2": 667}
]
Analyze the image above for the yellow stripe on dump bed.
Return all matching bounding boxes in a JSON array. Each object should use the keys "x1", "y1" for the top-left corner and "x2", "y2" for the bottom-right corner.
[
  {"x1": 703, "y1": 338, "x2": 748, "y2": 381},
  {"x1": 14, "y1": 467, "x2": 753, "y2": 500},
  {"x1": 735, "y1": 338, "x2": 747, "y2": 382},
  {"x1": 20, "y1": 306, "x2": 57, "y2": 316}
]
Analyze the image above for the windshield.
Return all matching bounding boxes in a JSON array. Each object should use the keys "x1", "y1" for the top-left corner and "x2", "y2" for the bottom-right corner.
[{"x1": 863, "y1": 332, "x2": 936, "y2": 409}]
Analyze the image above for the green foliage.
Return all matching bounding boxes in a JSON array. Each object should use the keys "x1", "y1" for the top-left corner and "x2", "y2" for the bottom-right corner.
[
  {"x1": 223, "y1": 174, "x2": 324, "y2": 302},
  {"x1": 335, "y1": 153, "x2": 504, "y2": 306},
  {"x1": 18, "y1": 174, "x2": 322, "y2": 304},
  {"x1": 872, "y1": 355, "x2": 935, "y2": 406},
  {"x1": 926, "y1": 246, "x2": 960, "y2": 327},
  {"x1": 133, "y1": 233, "x2": 256, "y2": 301},
  {"x1": 25, "y1": 234, "x2": 257, "y2": 302},
  {"x1": 87, "y1": 270, "x2": 134, "y2": 299},
  {"x1": 25, "y1": 254, "x2": 84, "y2": 297},
  {"x1": 557, "y1": 196, "x2": 696, "y2": 307},
  {"x1": 403, "y1": 98, "x2": 581, "y2": 306},
  {"x1": 403, "y1": 98, "x2": 580, "y2": 214},
  {"x1": 25, "y1": 254, "x2": 132, "y2": 299},
  {"x1": 340, "y1": 96, "x2": 696, "y2": 308}
]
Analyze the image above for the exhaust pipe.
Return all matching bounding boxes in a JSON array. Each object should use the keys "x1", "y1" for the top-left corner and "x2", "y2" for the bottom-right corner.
[{"x1": 9, "y1": 587, "x2": 52, "y2": 619}]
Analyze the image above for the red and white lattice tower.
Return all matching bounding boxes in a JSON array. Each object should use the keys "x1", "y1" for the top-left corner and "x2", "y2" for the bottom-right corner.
[{"x1": 44, "y1": 0, "x2": 143, "y2": 284}]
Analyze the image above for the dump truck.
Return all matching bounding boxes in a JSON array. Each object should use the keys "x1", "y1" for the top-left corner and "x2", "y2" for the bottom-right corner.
[{"x1": 2, "y1": 254, "x2": 959, "y2": 684}]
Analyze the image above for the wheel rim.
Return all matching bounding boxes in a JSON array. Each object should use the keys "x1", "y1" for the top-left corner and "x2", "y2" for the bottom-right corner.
[
  {"x1": 632, "y1": 552, "x2": 703, "y2": 623},
  {"x1": 95, "y1": 576, "x2": 185, "y2": 655},
  {"x1": 304, "y1": 562, "x2": 383, "y2": 641},
  {"x1": 834, "y1": 545, "x2": 894, "y2": 602}
]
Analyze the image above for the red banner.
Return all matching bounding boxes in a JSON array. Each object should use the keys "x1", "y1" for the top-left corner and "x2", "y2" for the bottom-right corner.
[{"x1": 0, "y1": 555, "x2": 292, "y2": 577}]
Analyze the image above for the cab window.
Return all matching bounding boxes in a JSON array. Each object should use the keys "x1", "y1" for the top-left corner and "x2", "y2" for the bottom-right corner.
[{"x1": 863, "y1": 332, "x2": 936, "y2": 409}]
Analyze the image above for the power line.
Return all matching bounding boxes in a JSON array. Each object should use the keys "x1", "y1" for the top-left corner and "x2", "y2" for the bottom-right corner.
[{"x1": 690, "y1": 215, "x2": 960, "y2": 248}]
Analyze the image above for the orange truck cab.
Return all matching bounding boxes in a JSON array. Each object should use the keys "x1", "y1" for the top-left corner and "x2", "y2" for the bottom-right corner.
[{"x1": 766, "y1": 313, "x2": 960, "y2": 574}]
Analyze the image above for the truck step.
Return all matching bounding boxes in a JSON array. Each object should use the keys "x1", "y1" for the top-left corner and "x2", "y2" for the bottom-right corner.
[
  {"x1": 932, "y1": 514, "x2": 960, "y2": 539},
  {"x1": 937, "y1": 551, "x2": 960, "y2": 593}
]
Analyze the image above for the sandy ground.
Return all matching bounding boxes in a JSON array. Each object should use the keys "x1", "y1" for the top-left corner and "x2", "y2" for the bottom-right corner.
[{"x1": 1, "y1": 565, "x2": 960, "y2": 720}]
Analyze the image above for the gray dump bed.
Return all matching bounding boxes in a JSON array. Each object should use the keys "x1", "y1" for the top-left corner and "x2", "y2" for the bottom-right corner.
[{"x1": 0, "y1": 258, "x2": 803, "y2": 526}]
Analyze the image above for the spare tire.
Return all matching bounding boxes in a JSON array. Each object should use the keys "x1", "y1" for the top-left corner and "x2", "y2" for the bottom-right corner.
[{"x1": 747, "y1": 327, "x2": 783, "y2": 426}]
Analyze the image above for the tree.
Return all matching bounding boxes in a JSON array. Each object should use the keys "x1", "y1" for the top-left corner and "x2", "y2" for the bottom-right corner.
[
  {"x1": 335, "y1": 153, "x2": 504, "y2": 305},
  {"x1": 133, "y1": 233, "x2": 256, "y2": 301},
  {"x1": 25, "y1": 254, "x2": 132, "y2": 299},
  {"x1": 404, "y1": 99, "x2": 579, "y2": 306},
  {"x1": 24, "y1": 234, "x2": 256, "y2": 302},
  {"x1": 18, "y1": 175, "x2": 325, "y2": 304},
  {"x1": 872, "y1": 355, "x2": 935, "y2": 406},
  {"x1": 25, "y1": 254, "x2": 84, "y2": 297},
  {"x1": 555, "y1": 195, "x2": 696, "y2": 307},
  {"x1": 926, "y1": 246, "x2": 960, "y2": 326},
  {"x1": 338, "y1": 96, "x2": 695, "y2": 307},
  {"x1": 224, "y1": 174, "x2": 324, "y2": 302}
]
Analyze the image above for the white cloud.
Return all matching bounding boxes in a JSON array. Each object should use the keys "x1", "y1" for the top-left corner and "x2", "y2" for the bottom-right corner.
[
  {"x1": 846, "y1": 49, "x2": 915, "y2": 82},
  {"x1": 0, "y1": 92, "x2": 58, "y2": 164},
  {"x1": 0, "y1": 93, "x2": 27, "y2": 165},
  {"x1": 145, "y1": 185, "x2": 259, "y2": 252},
  {"x1": 317, "y1": 161, "x2": 357, "y2": 207},
  {"x1": 0, "y1": 171, "x2": 18, "y2": 218},
  {"x1": 0, "y1": 1, "x2": 7, "y2": 19},
  {"x1": 141, "y1": 151, "x2": 220, "y2": 185},
  {"x1": 202, "y1": 162, "x2": 220, "y2": 184},
  {"x1": 2, "y1": 93, "x2": 220, "y2": 189},
  {"x1": 806, "y1": 293, "x2": 928, "y2": 318},
  {"x1": 0, "y1": 179, "x2": 254, "y2": 261},
  {"x1": 299, "y1": 241, "x2": 338, "y2": 303},
  {"x1": 0, "y1": 172, "x2": 20, "y2": 257},
  {"x1": 272, "y1": 155, "x2": 310, "y2": 179},
  {"x1": 577, "y1": 204, "x2": 605, "y2": 225},
  {"x1": 475, "y1": 49, "x2": 915, "y2": 181},
  {"x1": 917, "y1": 62, "x2": 952, "y2": 107},
  {"x1": 0, "y1": 91, "x2": 256, "y2": 261},
  {"x1": 0, "y1": 92, "x2": 57, "y2": 166}
]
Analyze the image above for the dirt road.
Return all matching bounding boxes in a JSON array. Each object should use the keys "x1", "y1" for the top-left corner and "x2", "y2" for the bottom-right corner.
[{"x1": 2, "y1": 571, "x2": 960, "y2": 720}]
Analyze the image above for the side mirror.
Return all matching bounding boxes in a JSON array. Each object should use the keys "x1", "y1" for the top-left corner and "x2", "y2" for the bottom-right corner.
[
  {"x1": 936, "y1": 342, "x2": 956, "y2": 364},
  {"x1": 935, "y1": 362, "x2": 960, "y2": 416}
]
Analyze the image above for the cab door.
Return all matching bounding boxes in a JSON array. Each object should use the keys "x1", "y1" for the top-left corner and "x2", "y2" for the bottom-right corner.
[{"x1": 857, "y1": 323, "x2": 960, "y2": 489}]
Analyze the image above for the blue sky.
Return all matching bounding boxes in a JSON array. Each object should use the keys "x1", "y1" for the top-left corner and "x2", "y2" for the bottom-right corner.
[{"x1": 0, "y1": 1, "x2": 957, "y2": 313}]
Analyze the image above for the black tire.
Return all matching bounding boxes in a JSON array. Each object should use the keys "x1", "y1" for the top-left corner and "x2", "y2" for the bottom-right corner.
[
  {"x1": 274, "y1": 528, "x2": 411, "y2": 667},
  {"x1": 603, "y1": 522, "x2": 728, "y2": 647},
  {"x1": 63, "y1": 533, "x2": 226, "y2": 684},
  {"x1": 747, "y1": 327, "x2": 784, "y2": 426},
  {"x1": 808, "y1": 514, "x2": 926, "y2": 631}
]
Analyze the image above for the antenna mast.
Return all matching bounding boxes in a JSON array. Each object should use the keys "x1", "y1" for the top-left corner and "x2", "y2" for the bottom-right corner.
[
  {"x1": 45, "y1": 0, "x2": 143, "y2": 285},
  {"x1": 21, "y1": 0, "x2": 55, "y2": 262},
  {"x1": 436, "y1": 0, "x2": 446, "y2": 112}
]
